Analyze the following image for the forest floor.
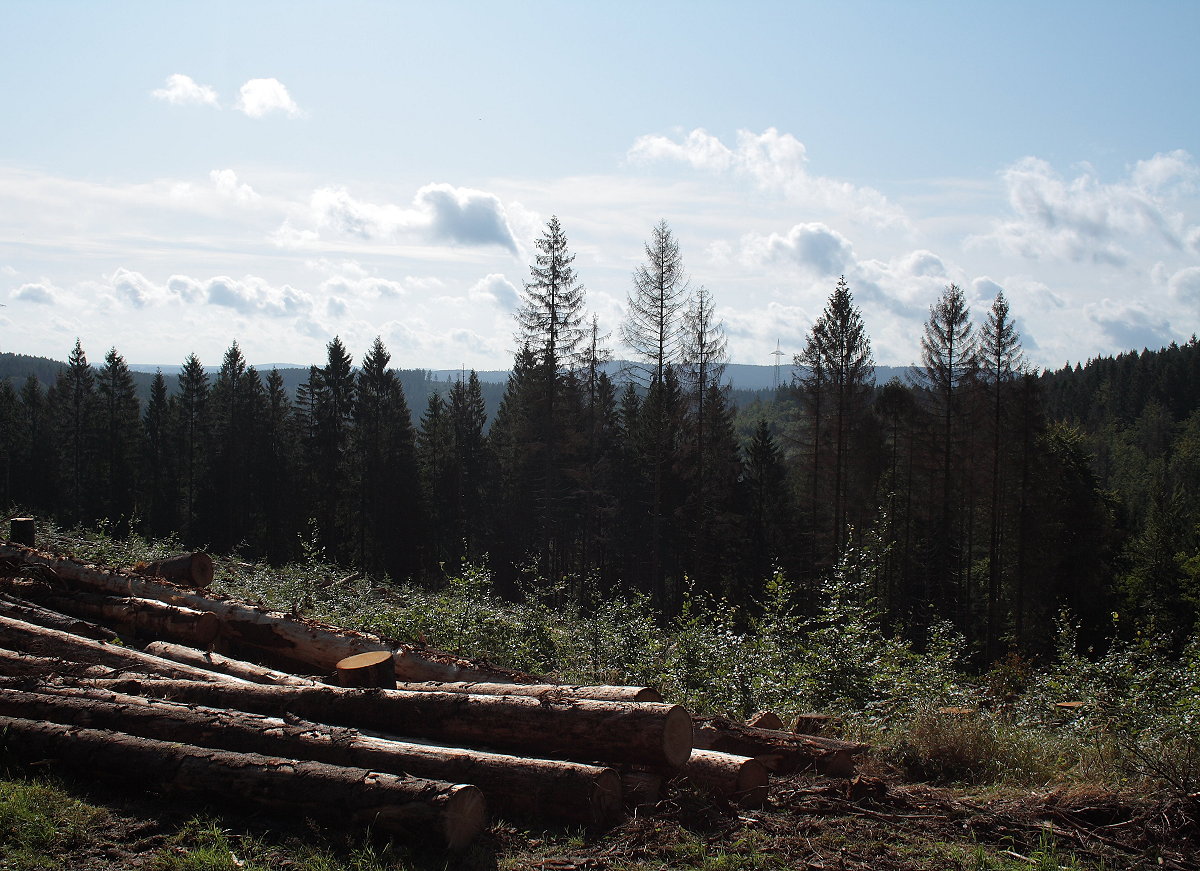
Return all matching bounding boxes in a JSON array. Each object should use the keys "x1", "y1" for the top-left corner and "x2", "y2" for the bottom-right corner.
[{"x1": 4, "y1": 757, "x2": 1198, "y2": 871}]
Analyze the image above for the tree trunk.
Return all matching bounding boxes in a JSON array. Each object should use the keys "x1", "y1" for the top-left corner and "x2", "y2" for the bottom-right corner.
[
  {"x1": 8, "y1": 517, "x2": 35, "y2": 547},
  {"x1": 89, "y1": 676, "x2": 693, "y2": 769},
  {"x1": 143, "y1": 640, "x2": 323, "y2": 686},
  {"x1": 0, "y1": 647, "x2": 115, "y2": 680},
  {"x1": 0, "y1": 545, "x2": 538, "y2": 683},
  {"x1": 134, "y1": 551, "x2": 214, "y2": 588},
  {"x1": 681, "y1": 749, "x2": 768, "y2": 808},
  {"x1": 0, "y1": 713, "x2": 484, "y2": 848},
  {"x1": 692, "y1": 717, "x2": 864, "y2": 777},
  {"x1": 0, "y1": 592, "x2": 120, "y2": 642},
  {"x1": 16, "y1": 586, "x2": 220, "y2": 647},
  {"x1": 2, "y1": 684, "x2": 621, "y2": 827},
  {"x1": 0, "y1": 614, "x2": 244, "y2": 683},
  {"x1": 336, "y1": 650, "x2": 397, "y2": 688}
]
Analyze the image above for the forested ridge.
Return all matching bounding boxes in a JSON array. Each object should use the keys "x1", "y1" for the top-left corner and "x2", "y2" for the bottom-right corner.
[{"x1": 2, "y1": 217, "x2": 1198, "y2": 663}]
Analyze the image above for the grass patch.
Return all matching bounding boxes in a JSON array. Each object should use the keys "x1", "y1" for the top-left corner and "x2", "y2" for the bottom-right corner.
[{"x1": 0, "y1": 774, "x2": 110, "y2": 870}]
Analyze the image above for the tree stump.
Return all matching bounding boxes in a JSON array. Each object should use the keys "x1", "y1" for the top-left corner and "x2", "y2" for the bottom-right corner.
[
  {"x1": 8, "y1": 518, "x2": 34, "y2": 548},
  {"x1": 746, "y1": 710, "x2": 785, "y2": 730},
  {"x1": 337, "y1": 650, "x2": 397, "y2": 689}
]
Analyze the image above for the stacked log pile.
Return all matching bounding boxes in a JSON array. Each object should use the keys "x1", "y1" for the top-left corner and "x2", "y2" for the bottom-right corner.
[{"x1": 0, "y1": 541, "x2": 866, "y2": 848}]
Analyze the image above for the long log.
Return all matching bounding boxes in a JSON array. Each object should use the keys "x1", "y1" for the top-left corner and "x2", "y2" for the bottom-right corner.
[
  {"x1": 0, "y1": 647, "x2": 116, "y2": 680},
  {"x1": 681, "y1": 749, "x2": 769, "y2": 808},
  {"x1": 0, "y1": 592, "x2": 120, "y2": 642},
  {"x1": 693, "y1": 717, "x2": 866, "y2": 777},
  {"x1": 0, "y1": 614, "x2": 245, "y2": 683},
  {"x1": 5, "y1": 684, "x2": 622, "y2": 827},
  {"x1": 0, "y1": 713, "x2": 484, "y2": 848},
  {"x1": 0, "y1": 545, "x2": 536, "y2": 683},
  {"x1": 17, "y1": 587, "x2": 221, "y2": 647},
  {"x1": 91, "y1": 676, "x2": 693, "y2": 769},
  {"x1": 134, "y1": 552, "x2": 213, "y2": 588},
  {"x1": 144, "y1": 640, "x2": 323, "y2": 686}
]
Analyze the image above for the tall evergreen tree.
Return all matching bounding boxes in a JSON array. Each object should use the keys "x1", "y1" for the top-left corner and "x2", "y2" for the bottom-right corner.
[
  {"x1": 311, "y1": 337, "x2": 356, "y2": 561},
  {"x1": 141, "y1": 370, "x2": 177, "y2": 537},
  {"x1": 176, "y1": 353, "x2": 209, "y2": 540},
  {"x1": 622, "y1": 219, "x2": 688, "y2": 385},
  {"x1": 95, "y1": 347, "x2": 140, "y2": 530},
  {"x1": 55, "y1": 339, "x2": 98, "y2": 523}
]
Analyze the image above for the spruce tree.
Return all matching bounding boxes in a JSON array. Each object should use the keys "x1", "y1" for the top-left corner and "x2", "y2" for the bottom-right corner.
[{"x1": 96, "y1": 346, "x2": 140, "y2": 531}]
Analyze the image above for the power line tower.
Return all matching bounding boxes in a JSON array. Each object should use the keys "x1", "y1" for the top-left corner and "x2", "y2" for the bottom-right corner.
[{"x1": 771, "y1": 339, "x2": 784, "y2": 389}]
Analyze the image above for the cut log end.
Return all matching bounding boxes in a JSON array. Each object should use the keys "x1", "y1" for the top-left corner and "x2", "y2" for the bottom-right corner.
[
  {"x1": 746, "y1": 711, "x2": 785, "y2": 730},
  {"x1": 684, "y1": 749, "x2": 769, "y2": 809},
  {"x1": 137, "y1": 552, "x2": 214, "y2": 589},
  {"x1": 590, "y1": 768, "x2": 624, "y2": 828},
  {"x1": 438, "y1": 784, "x2": 487, "y2": 850},
  {"x1": 336, "y1": 650, "x2": 397, "y2": 689},
  {"x1": 662, "y1": 705, "x2": 694, "y2": 769}
]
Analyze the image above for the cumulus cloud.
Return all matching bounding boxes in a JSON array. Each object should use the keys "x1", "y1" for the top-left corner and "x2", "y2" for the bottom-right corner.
[
  {"x1": 235, "y1": 78, "x2": 303, "y2": 118},
  {"x1": 739, "y1": 222, "x2": 856, "y2": 275},
  {"x1": 310, "y1": 260, "x2": 409, "y2": 300},
  {"x1": 11, "y1": 282, "x2": 58, "y2": 304},
  {"x1": 978, "y1": 152, "x2": 1199, "y2": 265},
  {"x1": 1086, "y1": 298, "x2": 1175, "y2": 350},
  {"x1": 468, "y1": 273, "x2": 520, "y2": 312},
  {"x1": 309, "y1": 183, "x2": 519, "y2": 252},
  {"x1": 152, "y1": 74, "x2": 219, "y2": 107},
  {"x1": 1168, "y1": 266, "x2": 1200, "y2": 306},
  {"x1": 111, "y1": 268, "x2": 167, "y2": 308},
  {"x1": 210, "y1": 169, "x2": 260, "y2": 203},
  {"x1": 206, "y1": 275, "x2": 312, "y2": 317},
  {"x1": 628, "y1": 127, "x2": 906, "y2": 226}
]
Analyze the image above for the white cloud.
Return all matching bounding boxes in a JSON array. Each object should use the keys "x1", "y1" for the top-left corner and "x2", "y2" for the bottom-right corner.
[
  {"x1": 11, "y1": 282, "x2": 58, "y2": 304},
  {"x1": 309, "y1": 183, "x2": 519, "y2": 252},
  {"x1": 271, "y1": 220, "x2": 321, "y2": 249},
  {"x1": 468, "y1": 273, "x2": 520, "y2": 312},
  {"x1": 210, "y1": 169, "x2": 260, "y2": 204},
  {"x1": 1168, "y1": 266, "x2": 1200, "y2": 306},
  {"x1": 1086, "y1": 298, "x2": 1175, "y2": 350},
  {"x1": 627, "y1": 127, "x2": 907, "y2": 227},
  {"x1": 978, "y1": 153, "x2": 1198, "y2": 265},
  {"x1": 111, "y1": 268, "x2": 167, "y2": 308},
  {"x1": 205, "y1": 275, "x2": 313, "y2": 317},
  {"x1": 151, "y1": 74, "x2": 219, "y2": 107},
  {"x1": 326, "y1": 296, "x2": 349, "y2": 318},
  {"x1": 235, "y1": 78, "x2": 303, "y2": 118},
  {"x1": 739, "y1": 222, "x2": 855, "y2": 275}
]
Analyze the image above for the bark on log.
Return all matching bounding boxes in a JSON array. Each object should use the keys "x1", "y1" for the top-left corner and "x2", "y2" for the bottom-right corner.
[
  {"x1": 693, "y1": 717, "x2": 865, "y2": 777},
  {"x1": 4, "y1": 684, "x2": 622, "y2": 827},
  {"x1": 90, "y1": 676, "x2": 693, "y2": 769},
  {"x1": 681, "y1": 749, "x2": 769, "y2": 809},
  {"x1": 8, "y1": 518, "x2": 35, "y2": 548},
  {"x1": 0, "y1": 592, "x2": 120, "y2": 642},
  {"x1": 619, "y1": 769, "x2": 662, "y2": 809},
  {"x1": 0, "y1": 545, "x2": 536, "y2": 683},
  {"x1": 792, "y1": 714, "x2": 835, "y2": 736},
  {"x1": 18, "y1": 587, "x2": 221, "y2": 647},
  {"x1": 337, "y1": 650, "x2": 397, "y2": 689},
  {"x1": 0, "y1": 614, "x2": 245, "y2": 683},
  {"x1": 134, "y1": 552, "x2": 213, "y2": 588},
  {"x1": 0, "y1": 647, "x2": 115, "y2": 680},
  {"x1": 143, "y1": 641, "x2": 323, "y2": 686},
  {"x1": 0, "y1": 713, "x2": 484, "y2": 848}
]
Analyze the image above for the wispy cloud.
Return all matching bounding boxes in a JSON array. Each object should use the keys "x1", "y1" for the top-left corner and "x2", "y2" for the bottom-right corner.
[
  {"x1": 151, "y1": 74, "x2": 219, "y2": 107},
  {"x1": 235, "y1": 78, "x2": 304, "y2": 118}
]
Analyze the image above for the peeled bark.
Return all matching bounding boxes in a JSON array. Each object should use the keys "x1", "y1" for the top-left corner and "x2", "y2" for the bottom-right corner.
[
  {"x1": 0, "y1": 545, "x2": 536, "y2": 683},
  {"x1": 681, "y1": 749, "x2": 769, "y2": 808},
  {"x1": 4, "y1": 684, "x2": 622, "y2": 827},
  {"x1": 134, "y1": 552, "x2": 214, "y2": 588},
  {"x1": 693, "y1": 717, "x2": 865, "y2": 777},
  {"x1": 0, "y1": 713, "x2": 484, "y2": 848},
  {"x1": 143, "y1": 640, "x2": 322, "y2": 686},
  {"x1": 0, "y1": 592, "x2": 120, "y2": 642},
  {"x1": 0, "y1": 614, "x2": 244, "y2": 683},
  {"x1": 91, "y1": 676, "x2": 693, "y2": 769}
]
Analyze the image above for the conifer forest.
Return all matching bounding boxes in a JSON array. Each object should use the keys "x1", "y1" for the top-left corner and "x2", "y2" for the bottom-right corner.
[{"x1": 3, "y1": 216, "x2": 1199, "y2": 665}]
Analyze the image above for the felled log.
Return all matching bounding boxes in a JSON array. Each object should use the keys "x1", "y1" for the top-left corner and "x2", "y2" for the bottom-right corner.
[
  {"x1": 0, "y1": 592, "x2": 120, "y2": 642},
  {"x1": 681, "y1": 749, "x2": 769, "y2": 808},
  {"x1": 693, "y1": 716, "x2": 865, "y2": 777},
  {"x1": 0, "y1": 647, "x2": 115, "y2": 680},
  {"x1": 144, "y1": 641, "x2": 322, "y2": 686},
  {"x1": 0, "y1": 713, "x2": 484, "y2": 848},
  {"x1": 6, "y1": 684, "x2": 621, "y2": 827},
  {"x1": 8, "y1": 517, "x2": 35, "y2": 547},
  {"x1": 0, "y1": 614, "x2": 244, "y2": 683},
  {"x1": 17, "y1": 587, "x2": 221, "y2": 648},
  {"x1": 337, "y1": 650, "x2": 397, "y2": 688},
  {"x1": 619, "y1": 768, "x2": 662, "y2": 809},
  {"x1": 745, "y1": 711, "x2": 785, "y2": 730},
  {"x1": 0, "y1": 545, "x2": 536, "y2": 683},
  {"x1": 386, "y1": 680, "x2": 661, "y2": 703},
  {"x1": 93, "y1": 676, "x2": 693, "y2": 769},
  {"x1": 133, "y1": 552, "x2": 214, "y2": 588}
]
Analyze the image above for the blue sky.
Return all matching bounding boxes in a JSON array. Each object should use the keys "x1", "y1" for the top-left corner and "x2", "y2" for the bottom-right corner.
[{"x1": 2, "y1": 1, "x2": 1198, "y2": 371}]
